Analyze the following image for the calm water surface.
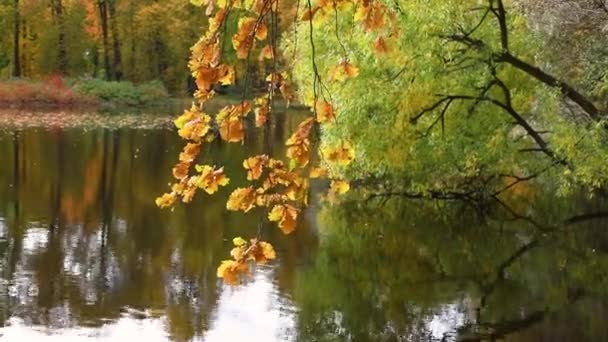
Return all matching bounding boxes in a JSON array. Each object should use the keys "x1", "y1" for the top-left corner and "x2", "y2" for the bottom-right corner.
[{"x1": 0, "y1": 109, "x2": 607, "y2": 341}]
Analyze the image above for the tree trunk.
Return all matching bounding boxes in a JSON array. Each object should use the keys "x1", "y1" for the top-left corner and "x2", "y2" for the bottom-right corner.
[
  {"x1": 98, "y1": 0, "x2": 112, "y2": 80},
  {"x1": 51, "y1": 0, "x2": 69, "y2": 75},
  {"x1": 108, "y1": 0, "x2": 123, "y2": 80},
  {"x1": 12, "y1": 0, "x2": 21, "y2": 77}
]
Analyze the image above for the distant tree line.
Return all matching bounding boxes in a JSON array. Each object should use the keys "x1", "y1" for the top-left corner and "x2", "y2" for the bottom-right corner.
[{"x1": 0, "y1": 0, "x2": 214, "y2": 95}]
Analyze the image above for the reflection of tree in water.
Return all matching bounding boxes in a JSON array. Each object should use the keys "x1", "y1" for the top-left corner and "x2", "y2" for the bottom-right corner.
[
  {"x1": 0, "y1": 127, "x2": 227, "y2": 340},
  {"x1": 2, "y1": 115, "x2": 607, "y2": 341},
  {"x1": 294, "y1": 190, "x2": 608, "y2": 341}
]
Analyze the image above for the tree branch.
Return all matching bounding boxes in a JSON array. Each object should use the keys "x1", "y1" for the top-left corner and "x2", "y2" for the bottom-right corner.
[{"x1": 495, "y1": 52, "x2": 601, "y2": 120}]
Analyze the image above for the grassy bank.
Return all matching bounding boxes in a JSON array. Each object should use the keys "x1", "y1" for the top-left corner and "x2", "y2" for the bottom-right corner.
[{"x1": 0, "y1": 76, "x2": 170, "y2": 108}]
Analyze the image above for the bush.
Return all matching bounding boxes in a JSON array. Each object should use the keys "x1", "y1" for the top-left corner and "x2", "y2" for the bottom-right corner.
[
  {"x1": 72, "y1": 78, "x2": 169, "y2": 105},
  {"x1": 137, "y1": 80, "x2": 170, "y2": 104},
  {"x1": 0, "y1": 77, "x2": 96, "y2": 105}
]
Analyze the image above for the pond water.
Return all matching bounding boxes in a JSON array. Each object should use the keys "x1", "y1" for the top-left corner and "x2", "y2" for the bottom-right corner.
[{"x1": 0, "y1": 108, "x2": 607, "y2": 341}]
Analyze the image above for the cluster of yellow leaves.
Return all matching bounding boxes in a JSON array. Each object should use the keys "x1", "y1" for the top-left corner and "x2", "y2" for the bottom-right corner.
[
  {"x1": 233, "y1": 17, "x2": 268, "y2": 59},
  {"x1": 189, "y1": 8, "x2": 233, "y2": 101},
  {"x1": 227, "y1": 154, "x2": 308, "y2": 233},
  {"x1": 327, "y1": 179, "x2": 350, "y2": 202},
  {"x1": 243, "y1": 154, "x2": 269, "y2": 180},
  {"x1": 300, "y1": 0, "x2": 352, "y2": 22},
  {"x1": 354, "y1": 0, "x2": 388, "y2": 31},
  {"x1": 259, "y1": 44, "x2": 275, "y2": 61},
  {"x1": 157, "y1": 162, "x2": 231, "y2": 208},
  {"x1": 175, "y1": 105, "x2": 212, "y2": 142},
  {"x1": 159, "y1": 0, "x2": 380, "y2": 285},
  {"x1": 227, "y1": 186, "x2": 257, "y2": 212},
  {"x1": 217, "y1": 237, "x2": 276, "y2": 285},
  {"x1": 254, "y1": 95, "x2": 270, "y2": 127}
]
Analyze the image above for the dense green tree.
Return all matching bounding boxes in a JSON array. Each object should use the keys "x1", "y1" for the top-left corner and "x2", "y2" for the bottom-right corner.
[{"x1": 287, "y1": 0, "x2": 608, "y2": 198}]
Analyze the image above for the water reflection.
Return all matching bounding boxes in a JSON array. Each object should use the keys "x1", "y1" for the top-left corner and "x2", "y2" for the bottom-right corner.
[
  {"x1": 295, "y1": 193, "x2": 608, "y2": 341},
  {"x1": 0, "y1": 111, "x2": 313, "y2": 341},
  {"x1": 0, "y1": 111, "x2": 607, "y2": 341}
]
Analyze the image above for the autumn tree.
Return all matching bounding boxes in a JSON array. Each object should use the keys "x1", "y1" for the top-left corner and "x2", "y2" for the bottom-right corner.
[{"x1": 153, "y1": 0, "x2": 608, "y2": 285}]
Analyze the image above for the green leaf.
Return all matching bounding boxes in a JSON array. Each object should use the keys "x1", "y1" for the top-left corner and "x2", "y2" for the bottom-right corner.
[
  {"x1": 233, "y1": 237, "x2": 247, "y2": 246},
  {"x1": 289, "y1": 158, "x2": 297, "y2": 171},
  {"x1": 190, "y1": 0, "x2": 205, "y2": 6}
]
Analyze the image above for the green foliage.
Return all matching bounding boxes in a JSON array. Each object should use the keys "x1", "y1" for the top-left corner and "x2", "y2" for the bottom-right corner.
[
  {"x1": 287, "y1": 0, "x2": 608, "y2": 195},
  {"x1": 72, "y1": 78, "x2": 169, "y2": 106}
]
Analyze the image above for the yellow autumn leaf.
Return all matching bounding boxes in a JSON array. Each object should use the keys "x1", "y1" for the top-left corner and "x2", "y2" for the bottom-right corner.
[
  {"x1": 321, "y1": 140, "x2": 356, "y2": 166},
  {"x1": 330, "y1": 179, "x2": 350, "y2": 194},
  {"x1": 233, "y1": 237, "x2": 247, "y2": 246},
  {"x1": 252, "y1": 240, "x2": 276, "y2": 264},
  {"x1": 226, "y1": 187, "x2": 257, "y2": 212},
  {"x1": 219, "y1": 117, "x2": 245, "y2": 143},
  {"x1": 195, "y1": 165, "x2": 230, "y2": 194},
  {"x1": 217, "y1": 65, "x2": 236, "y2": 85},
  {"x1": 216, "y1": 260, "x2": 248, "y2": 285},
  {"x1": 286, "y1": 118, "x2": 314, "y2": 146},
  {"x1": 177, "y1": 108, "x2": 212, "y2": 142},
  {"x1": 254, "y1": 95, "x2": 270, "y2": 127},
  {"x1": 309, "y1": 166, "x2": 329, "y2": 178},
  {"x1": 155, "y1": 192, "x2": 177, "y2": 209}
]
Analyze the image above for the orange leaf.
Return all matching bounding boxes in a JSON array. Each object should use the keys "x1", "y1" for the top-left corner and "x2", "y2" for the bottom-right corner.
[
  {"x1": 172, "y1": 161, "x2": 190, "y2": 180},
  {"x1": 373, "y1": 36, "x2": 390, "y2": 54},
  {"x1": 259, "y1": 45, "x2": 274, "y2": 60},
  {"x1": 315, "y1": 100, "x2": 335, "y2": 123},
  {"x1": 179, "y1": 143, "x2": 201, "y2": 162},
  {"x1": 256, "y1": 23, "x2": 268, "y2": 40},
  {"x1": 268, "y1": 204, "x2": 299, "y2": 234},
  {"x1": 330, "y1": 60, "x2": 360, "y2": 82},
  {"x1": 243, "y1": 155, "x2": 269, "y2": 180}
]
